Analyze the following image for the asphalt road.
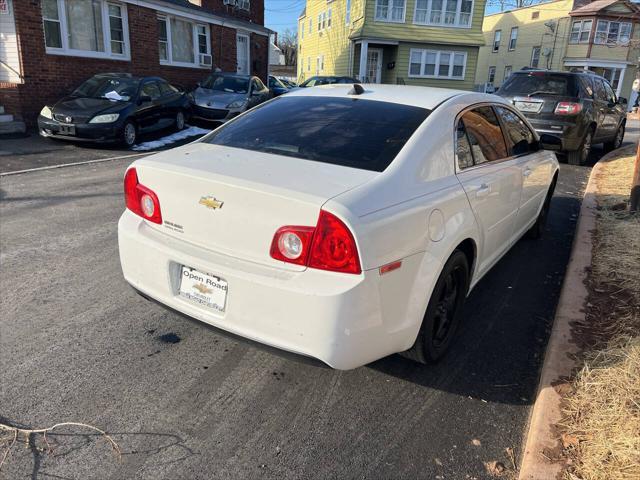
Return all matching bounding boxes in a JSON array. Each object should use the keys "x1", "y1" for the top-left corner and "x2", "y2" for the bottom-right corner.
[{"x1": 0, "y1": 130, "x2": 635, "y2": 479}]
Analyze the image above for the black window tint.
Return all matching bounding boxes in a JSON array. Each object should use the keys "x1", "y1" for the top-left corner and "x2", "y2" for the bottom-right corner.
[
  {"x1": 456, "y1": 121, "x2": 474, "y2": 169},
  {"x1": 203, "y1": 96, "x2": 431, "y2": 172},
  {"x1": 158, "y1": 80, "x2": 178, "y2": 95},
  {"x1": 495, "y1": 106, "x2": 537, "y2": 156},
  {"x1": 499, "y1": 73, "x2": 578, "y2": 96},
  {"x1": 460, "y1": 107, "x2": 508, "y2": 164},
  {"x1": 141, "y1": 82, "x2": 161, "y2": 100}
]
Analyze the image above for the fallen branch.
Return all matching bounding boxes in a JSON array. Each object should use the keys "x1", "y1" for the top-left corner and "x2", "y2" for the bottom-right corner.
[{"x1": 0, "y1": 421, "x2": 121, "y2": 471}]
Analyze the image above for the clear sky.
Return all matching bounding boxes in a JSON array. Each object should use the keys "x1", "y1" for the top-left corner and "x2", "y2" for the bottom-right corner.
[{"x1": 264, "y1": 0, "x2": 538, "y2": 36}]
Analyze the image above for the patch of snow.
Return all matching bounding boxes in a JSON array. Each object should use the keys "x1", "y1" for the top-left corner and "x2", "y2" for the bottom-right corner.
[{"x1": 132, "y1": 126, "x2": 211, "y2": 151}]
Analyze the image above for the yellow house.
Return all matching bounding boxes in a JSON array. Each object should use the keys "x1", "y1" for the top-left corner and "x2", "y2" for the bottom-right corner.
[
  {"x1": 297, "y1": 0, "x2": 487, "y2": 90},
  {"x1": 475, "y1": 0, "x2": 640, "y2": 100}
]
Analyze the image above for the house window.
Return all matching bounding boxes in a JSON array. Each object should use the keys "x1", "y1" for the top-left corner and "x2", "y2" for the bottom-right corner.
[
  {"x1": 375, "y1": 0, "x2": 406, "y2": 23},
  {"x1": 318, "y1": 13, "x2": 322, "y2": 31},
  {"x1": 509, "y1": 27, "x2": 517, "y2": 50},
  {"x1": 408, "y1": 48, "x2": 466, "y2": 79},
  {"x1": 41, "y1": 0, "x2": 130, "y2": 58},
  {"x1": 488, "y1": 66, "x2": 496, "y2": 83},
  {"x1": 321, "y1": 54, "x2": 325, "y2": 70},
  {"x1": 237, "y1": 0, "x2": 250, "y2": 10},
  {"x1": 301, "y1": 21, "x2": 304, "y2": 39},
  {"x1": 492, "y1": 30, "x2": 501, "y2": 52},
  {"x1": 569, "y1": 19, "x2": 592, "y2": 44},
  {"x1": 504, "y1": 65, "x2": 512, "y2": 79},
  {"x1": 309, "y1": 18, "x2": 312, "y2": 34},
  {"x1": 414, "y1": 0, "x2": 472, "y2": 27},
  {"x1": 307, "y1": 56, "x2": 311, "y2": 71},
  {"x1": 316, "y1": 56, "x2": 320, "y2": 74},
  {"x1": 346, "y1": 0, "x2": 351, "y2": 24},
  {"x1": 327, "y1": 8, "x2": 332, "y2": 28},
  {"x1": 595, "y1": 20, "x2": 631, "y2": 45},
  {"x1": 157, "y1": 15, "x2": 211, "y2": 67},
  {"x1": 530, "y1": 46, "x2": 541, "y2": 68}
]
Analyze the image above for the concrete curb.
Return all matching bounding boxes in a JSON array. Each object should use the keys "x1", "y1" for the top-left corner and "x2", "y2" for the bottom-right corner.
[{"x1": 518, "y1": 145, "x2": 636, "y2": 479}]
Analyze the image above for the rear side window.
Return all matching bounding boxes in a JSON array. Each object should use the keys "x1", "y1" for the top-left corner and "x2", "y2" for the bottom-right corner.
[
  {"x1": 158, "y1": 80, "x2": 178, "y2": 95},
  {"x1": 495, "y1": 106, "x2": 538, "y2": 156},
  {"x1": 499, "y1": 73, "x2": 579, "y2": 97},
  {"x1": 594, "y1": 78, "x2": 608, "y2": 101},
  {"x1": 203, "y1": 96, "x2": 431, "y2": 172},
  {"x1": 457, "y1": 106, "x2": 508, "y2": 167},
  {"x1": 141, "y1": 82, "x2": 161, "y2": 100}
]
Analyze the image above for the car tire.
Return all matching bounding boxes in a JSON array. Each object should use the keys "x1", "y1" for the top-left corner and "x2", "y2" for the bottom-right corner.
[
  {"x1": 175, "y1": 110, "x2": 186, "y2": 131},
  {"x1": 526, "y1": 176, "x2": 557, "y2": 240},
  {"x1": 604, "y1": 122, "x2": 625, "y2": 152},
  {"x1": 567, "y1": 129, "x2": 593, "y2": 166},
  {"x1": 401, "y1": 250, "x2": 470, "y2": 364},
  {"x1": 122, "y1": 121, "x2": 137, "y2": 148}
]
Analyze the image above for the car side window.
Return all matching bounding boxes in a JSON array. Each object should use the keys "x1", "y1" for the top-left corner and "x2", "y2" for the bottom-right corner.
[
  {"x1": 158, "y1": 80, "x2": 178, "y2": 96},
  {"x1": 603, "y1": 81, "x2": 616, "y2": 104},
  {"x1": 495, "y1": 106, "x2": 538, "y2": 156},
  {"x1": 141, "y1": 82, "x2": 161, "y2": 101},
  {"x1": 255, "y1": 78, "x2": 266, "y2": 91},
  {"x1": 594, "y1": 79, "x2": 607, "y2": 102},
  {"x1": 251, "y1": 79, "x2": 260, "y2": 93},
  {"x1": 456, "y1": 121, "x2": 475, "y2": 169},
  {"x1": 459, "y1": 107, "x2": 508, "y2": 166}
]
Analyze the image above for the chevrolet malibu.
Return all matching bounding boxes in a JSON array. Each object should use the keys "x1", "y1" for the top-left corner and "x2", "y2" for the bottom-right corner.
[{"x1": 118, "y1": 85, "x2": 560, "y2": 370}]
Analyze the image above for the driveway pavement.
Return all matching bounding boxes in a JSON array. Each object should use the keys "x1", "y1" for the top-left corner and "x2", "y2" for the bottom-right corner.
[{"x1": 0, "y1": 128, "x2": 636, "y2": 479}]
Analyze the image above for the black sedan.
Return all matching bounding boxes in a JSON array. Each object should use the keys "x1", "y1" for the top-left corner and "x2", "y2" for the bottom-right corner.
[{"x1": 38, "y1": 73, "x2": 191, "y2": 147}]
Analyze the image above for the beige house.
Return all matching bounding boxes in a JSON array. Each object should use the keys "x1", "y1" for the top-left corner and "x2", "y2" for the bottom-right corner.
[{"x1": 475, "y1": 0, "x2": 640, "y2": 100}]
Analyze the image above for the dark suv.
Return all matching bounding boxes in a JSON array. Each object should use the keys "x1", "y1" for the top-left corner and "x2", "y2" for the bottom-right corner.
[{"x1": 497, "y1": 70, "x2": 627, "y2": 165}]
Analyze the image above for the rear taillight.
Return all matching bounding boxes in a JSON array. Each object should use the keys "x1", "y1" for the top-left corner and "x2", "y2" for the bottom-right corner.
[
  {"x1": 270, "y1": 210, "x2": 362, "y2": 274},
  {"x1": 554, "y1": 102, "x2": 582, "y2": 115},
  {"x1": 124, "y1": 168, "x2": 162, "y2": 224}
]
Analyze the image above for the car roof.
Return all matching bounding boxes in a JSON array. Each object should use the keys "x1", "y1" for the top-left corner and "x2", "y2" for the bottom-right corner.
[
  {"x1": 206, "y1": 72, "x2": 252, "y2": 79},
  {"x1": 284, "y1": 84, "x2": 471, "y2": 110}
]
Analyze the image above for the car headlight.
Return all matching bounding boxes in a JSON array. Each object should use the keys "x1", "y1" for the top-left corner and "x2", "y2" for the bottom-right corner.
[
  {"x1": 89, "y1": 113, "x2": 120, "y2": 124},
  {"x1": 227, "y1": 100, "x2": 247, "y2": 109},
  {"x1": 40, "y1": 106, "x2": 53, "y2": 119}
]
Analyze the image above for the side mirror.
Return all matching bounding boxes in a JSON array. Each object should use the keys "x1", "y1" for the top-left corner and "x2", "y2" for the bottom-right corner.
[
  {"x1": 618, "y1": 96, "x2": 628, "y2": 105},
  {"x1": 138, "y1": 94, "x2": 152, "y2": 105},
  {"x1": 539, "y1": 133, "x2": 562, "y2": 151}
]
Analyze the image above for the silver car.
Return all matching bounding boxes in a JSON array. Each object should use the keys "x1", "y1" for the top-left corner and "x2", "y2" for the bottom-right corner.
[{"x1": 190, "y1": 73, "x2": 271, "y2": 123}]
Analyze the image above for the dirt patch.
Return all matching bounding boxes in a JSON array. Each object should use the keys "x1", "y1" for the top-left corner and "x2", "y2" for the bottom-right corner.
[{"x1": 558, "y1": 152, "x2": 640, "y2": 480}]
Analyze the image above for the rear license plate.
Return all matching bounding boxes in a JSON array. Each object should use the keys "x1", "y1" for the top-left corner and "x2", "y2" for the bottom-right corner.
[
  {"x1": 179, "y1": 266, "x2": 228, "y2": 313},
  {"x1": 514, "y1": 101, "x2": 543, "y2": 113},
  {"x1": 58, "y1": 124, "x2": 76, "y2": 135}
]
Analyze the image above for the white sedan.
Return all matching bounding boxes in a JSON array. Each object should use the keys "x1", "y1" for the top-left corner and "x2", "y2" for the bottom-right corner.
[{"x1": 118, "y1": 84, "x2": 560, "y2": 370}]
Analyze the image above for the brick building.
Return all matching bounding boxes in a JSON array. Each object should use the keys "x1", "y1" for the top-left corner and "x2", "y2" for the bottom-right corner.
[{"x1": 0, "y1": 0, "x2": 270, "y2": 127}]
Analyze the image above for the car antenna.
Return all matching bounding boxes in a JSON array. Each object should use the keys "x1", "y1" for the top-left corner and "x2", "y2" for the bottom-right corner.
[{"x1": 348, "y1": 84, "x2": 365, "y2": 95}]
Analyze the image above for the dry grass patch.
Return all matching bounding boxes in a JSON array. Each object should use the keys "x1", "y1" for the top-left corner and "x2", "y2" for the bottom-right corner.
[{"x1": 559, "y1": 152, "x2": 640, "y2": 480}]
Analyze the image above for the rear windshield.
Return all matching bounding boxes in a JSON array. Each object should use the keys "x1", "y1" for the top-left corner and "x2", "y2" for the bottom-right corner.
[
  {"x1": 202, "y1": 96, "x2": 430, "y2": 172},
  {"x1": 499, "y1": 73, "x2": 579, "y2": 97},
  {"x1": 201, "y1": 74, "x2": 249, "y2": 94}
]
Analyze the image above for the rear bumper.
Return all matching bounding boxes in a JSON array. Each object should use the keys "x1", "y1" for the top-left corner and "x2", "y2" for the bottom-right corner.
[
  {"x1": 526, "y1": 118, "x2": 585, "y2": 152},
  {"x1": 118, "y1": 210, "x2": 413, "y2": 369}
]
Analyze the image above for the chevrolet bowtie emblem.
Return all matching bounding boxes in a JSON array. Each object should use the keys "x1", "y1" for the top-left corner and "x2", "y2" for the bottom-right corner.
[
  {"x1": 193, "y1": 283, "x2": 213, "y2": 294},
  {"x1": 199, "y1": 196, "x2": 224, "y2": 210}
]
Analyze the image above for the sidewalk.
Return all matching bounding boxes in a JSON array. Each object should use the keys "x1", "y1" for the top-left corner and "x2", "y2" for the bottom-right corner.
[{"x1": 519, "y1": 140, "x2": 640, "y2": 479}]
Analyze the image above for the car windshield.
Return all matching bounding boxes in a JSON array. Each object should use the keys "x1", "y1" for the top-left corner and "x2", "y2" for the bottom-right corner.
[
  {"x1": 499, "y1": 73, "x2": 578, "y2": 96},
  {"x1": 201, "y1": 74, "x2": 249, "y2": 94},
  {"x1": 72, "y1": 76, "x2": 139, "y2": 101},
  {"x1": 202, "y1": 96, "x2": 430, "y2": 172}
]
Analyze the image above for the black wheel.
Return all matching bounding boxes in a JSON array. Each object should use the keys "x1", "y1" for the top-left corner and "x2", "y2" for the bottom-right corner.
[
  {"x1": 604, "y1": 122, "x2": 625, "y2": 152},
  {"x1": 526, "y1": 176, "x2": 557, "y2": 239},
  {"x1": 122, "y1": 121, "x2": 137, "y2": 147},
  {"x1": 175, "y1": 110, "x2": 186, "y2": 131},
  {"x1": 401, "y1": 250, "x2": 470, "y2": 364},
  {"x1": 567, "y1": 129, "x2": 593, "y2": 165}
]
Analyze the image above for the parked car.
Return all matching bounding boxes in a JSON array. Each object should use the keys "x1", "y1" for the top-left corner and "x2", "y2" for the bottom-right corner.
[
  {"x1": 268, "y1": 75, "x2": 290, "y2": 97},
  {"x1": 38, "y1": 73, "x2": 190, "y2": 147},
  {"x1": 497, "y1": 70, "x2": 627, "y2": 165},
  {"x1": 189, "y1": 73, "x2": 270, "y2": 122},
  {"x1": 118, "y1": 85, "x2": 560, "y2": 370},
  {"x1": 298, "y1": 76, "x2": 361, "y2": 88}
]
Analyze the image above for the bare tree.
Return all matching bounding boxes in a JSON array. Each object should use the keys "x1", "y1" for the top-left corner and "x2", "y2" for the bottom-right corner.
[{"x1": 277, "y1": 29, "x2": 298, "y2": 67}]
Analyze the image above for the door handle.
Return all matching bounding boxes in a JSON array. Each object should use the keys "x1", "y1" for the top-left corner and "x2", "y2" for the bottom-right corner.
[
  {"x1": 523, "y1": 168, "x2": 532, "y2": 178},
  {"x1": 476, "y1": 184, "x2": 490, "y2": 198}
]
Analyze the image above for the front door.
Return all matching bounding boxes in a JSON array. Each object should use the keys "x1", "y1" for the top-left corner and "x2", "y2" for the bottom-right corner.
[
  {"x1": 366, "y1": 48, "x2": 383, "y2": 83},
  {"x1": 236, "y1": 34, "x2": 250, "y2": 75}
]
